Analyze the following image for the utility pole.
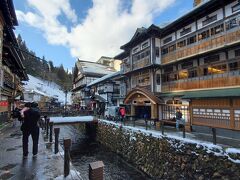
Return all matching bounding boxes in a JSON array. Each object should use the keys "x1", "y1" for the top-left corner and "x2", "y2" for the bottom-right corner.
[{"x1": 65, "y1": 90, "x2": 68, "y2": 115}]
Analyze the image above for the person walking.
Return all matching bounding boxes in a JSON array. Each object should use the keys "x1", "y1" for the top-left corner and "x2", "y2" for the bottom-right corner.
[
  {"x1": 11, "y1": 107, "x2": 21, "y2": 127},
  {"x1": 21, "y1": 102, "x2": 40, "y2": 158},
  {"x1": 119, "y1": 107, "x2": 126, "y2": 123},
  {"x1": 176, "y1": 107, "x2": 184, "y2": 130}
]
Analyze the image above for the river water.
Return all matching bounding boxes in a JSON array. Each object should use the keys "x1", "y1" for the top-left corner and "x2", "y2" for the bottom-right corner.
[{"x1": 58, "y1": 125, "x2": 150, "y2": 180}]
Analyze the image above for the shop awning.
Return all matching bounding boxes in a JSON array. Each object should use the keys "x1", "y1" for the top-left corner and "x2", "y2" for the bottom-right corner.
[
  {"x1": 182, "y1": 88, "x2": 240, "y2": 99},
  {"x1": 158, "y1": 87, "x2": 240, "y2": 99}
]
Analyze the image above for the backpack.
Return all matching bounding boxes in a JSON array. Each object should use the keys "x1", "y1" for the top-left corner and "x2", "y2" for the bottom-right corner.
[{"x1": 12, "y1": 109, "x2": 20, "y2": 118}]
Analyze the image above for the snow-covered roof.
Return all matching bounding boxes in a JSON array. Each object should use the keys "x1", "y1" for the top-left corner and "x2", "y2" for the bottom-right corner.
[
  {"x1": 77, "y1": 60, "x2": 116, "y2": 75},
  {"x1": 87, "y1": 71, "x2": 122, "y2": 87}
]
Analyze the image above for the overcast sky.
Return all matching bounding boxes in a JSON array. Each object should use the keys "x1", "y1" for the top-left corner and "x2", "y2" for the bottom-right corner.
[{"x1": 13, "y1": 0, "x2": 193, "y2": 70}]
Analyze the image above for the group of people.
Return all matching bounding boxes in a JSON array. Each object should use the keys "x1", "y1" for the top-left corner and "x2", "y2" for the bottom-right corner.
[{"x1": 12, "y1": 102, "x2": 41, "y2": 158}]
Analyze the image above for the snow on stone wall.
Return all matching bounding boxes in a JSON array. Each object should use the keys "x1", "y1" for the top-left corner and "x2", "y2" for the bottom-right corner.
[{"x1": 96, "y1": 119, "x2": 240, "y2": 179}]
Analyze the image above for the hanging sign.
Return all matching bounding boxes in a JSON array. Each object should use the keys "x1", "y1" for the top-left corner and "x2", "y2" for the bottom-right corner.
[{"x1": 0, "y1": 101, "x2": 8, "y2": 107}]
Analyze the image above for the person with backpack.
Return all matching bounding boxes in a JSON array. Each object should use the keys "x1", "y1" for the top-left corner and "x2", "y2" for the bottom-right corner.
[
  {"x1": 21, "y1": 102, "x2": 41, "y2": 158},
  {"x1": 11, "y1": 107, "x2": 21, "y2": 127}
]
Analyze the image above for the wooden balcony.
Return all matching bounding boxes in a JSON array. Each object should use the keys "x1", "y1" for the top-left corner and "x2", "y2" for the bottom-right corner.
[
  {"x1": 162, "y1": 28, "x2": 240, "y2": 64},
  {"x1": 133, "y1": 57, "x2": 150, "y2": 70},
  {"x1": 123, "y1": 66, "x2": 131, "y2": 73},
  {"x1": 162, "y1": 70, "x2": 240, "y2": 92}
]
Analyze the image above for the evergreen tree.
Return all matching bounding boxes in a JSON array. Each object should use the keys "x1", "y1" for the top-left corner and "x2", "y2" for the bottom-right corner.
[{"x1": 16, "y1": 33, "x2": 72, "y2": 90}]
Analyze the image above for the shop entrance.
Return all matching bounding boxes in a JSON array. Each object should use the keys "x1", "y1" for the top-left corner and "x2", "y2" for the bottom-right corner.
[{"x1": 135, "y1": 106, "x2": 151, "y2": 119}]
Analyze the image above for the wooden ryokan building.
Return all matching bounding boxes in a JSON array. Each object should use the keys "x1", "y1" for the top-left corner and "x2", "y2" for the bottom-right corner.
[
  {"x1": 0, "y1": 0, "x2": 28, "y2": 122},
  {"x1": 115, "y1": 0, "x2": 240, "y2": 131}
]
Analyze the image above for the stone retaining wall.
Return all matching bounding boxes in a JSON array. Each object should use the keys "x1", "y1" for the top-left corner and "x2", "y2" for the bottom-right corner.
[{"x1": 96, "y1": 121, "x2": 240, "y2": 179}]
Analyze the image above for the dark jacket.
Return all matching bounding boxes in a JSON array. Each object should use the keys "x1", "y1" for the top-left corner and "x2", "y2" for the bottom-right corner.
[
  {"x1": 176, "y1": 111, "x2": 183, "y2": 120},
  {"x1": 21, "y1": 108, "x2": 40, "y2": 131}
]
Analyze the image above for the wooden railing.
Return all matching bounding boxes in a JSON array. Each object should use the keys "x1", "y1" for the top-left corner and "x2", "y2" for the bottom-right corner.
[
  {"x1": 162, "y1": 28, "x2": 240, "y2": 64},
  {"x1": 162, "y1": 70, "x2": 240, "y2": 92},
  {"x1": 123, "y1": 65, "x2": 131, "y2": 73},
  {"x1": 133, "y1": 57, "x2": 150, "y2": 70}
]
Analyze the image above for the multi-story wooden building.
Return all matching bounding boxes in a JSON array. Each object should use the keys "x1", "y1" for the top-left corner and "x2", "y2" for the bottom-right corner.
[
  {"x1": 87, "y1": 71, "x2": 122, "y2": 110},
  {"x1": 72, "y1": 59, "x2": 116, "y2": 109},
  {"x1": 116, "y1": 0, "x2": 240, "y2": 131},
  {"x1": 0, "y1": 0, "x2": 28, "y2": 122}
]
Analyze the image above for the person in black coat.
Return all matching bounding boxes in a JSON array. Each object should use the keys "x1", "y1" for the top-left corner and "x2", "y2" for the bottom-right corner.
[{"x1": 21, "y1": 102, "x2": 41, "y2": 158}]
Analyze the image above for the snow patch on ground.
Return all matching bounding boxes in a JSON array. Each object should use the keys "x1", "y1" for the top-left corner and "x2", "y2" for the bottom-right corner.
[
  {"x1": 99, "y1": 119, "x2": 240, "y2": 164},
  {"x1": 23, "y1": 74, "x2": 71, "y2": 104}
]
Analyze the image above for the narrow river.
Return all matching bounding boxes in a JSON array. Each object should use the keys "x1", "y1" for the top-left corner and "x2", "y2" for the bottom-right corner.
[{"x1": 57, "y1": 125, "x2": 150, "y2": 180}]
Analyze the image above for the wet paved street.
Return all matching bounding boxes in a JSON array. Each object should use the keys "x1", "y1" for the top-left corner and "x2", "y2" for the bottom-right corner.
[
  {"x1": 0, "y1": 123, "x2": 71, "y2": 179},
  {"x1": 57, "y1": 125, "x2": 150, "y2": 180}
]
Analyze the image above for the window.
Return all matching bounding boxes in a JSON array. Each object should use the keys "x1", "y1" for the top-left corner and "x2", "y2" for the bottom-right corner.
[
  {"x1": 169, "y1": 45, "x2": 176, "y2": 52},
  {"x1": 142, "y1": 42, "x2": 149, "y2": 49},
  {"x1": 211, "y1": 24, "x2": 224, "y2": 35},
  {"x1": 229, "y1": 62, "x2": 239, "y2": 71},
  {"x1": 204, "y1": 54, "x2": 220, "y2": 64},
  {"x1": 232, "y1": 2, "x2": 240, "y2": 13},
  {"x1": 177, "y1": 40, "x2": 186, "y2": 48},
  {"x1": 132, "y1": 48, "x2": 150, "y2": 64},
  {"x1": 180, "y1": 27, "x2": 192, "y2": 36},
  {"x1": 198, "y1": 30, "x2": 210, "y2": 41},
  {"x1": 208, "y1": 64, "x2": 227, "y2": 74},
  {"x1": 161, "y1": 47, "x2": 168, "y2": 55},
  {"x1": 179, "y1": 70, "x2": 188, "y2": 79},
  {"x1": 156, "y1": 47, "x2": 159, "y2": 57},
  {"x1": 235, "y1": 49, "x2": 240, "y2": 57},
  {"x1": 135, "y1": 71, "x2": 150, "y2": 86},
  {"x1": 162, "y1": 73, "x2": 177, "y2": 82},
  {"x1": 188, "y1": 68, "x2": 197, "y2": 78},
  {"x1": 164, "y1": 66, "x2": 173, "y2": 73},
  {"x1": 202, "y1": 14, "x2": 217, "y2": 26},
  {"x1": 163, "y1": 36, "x2": 172, "y2": 44},
  {"x1": 225, "y1": 18, "x2": 238, "y2": 30},
  {"x1": 156, "y1": 74, "x2": 161, "y2": 85},
  {"x1": 187, "y1": 35, "x2": 197, "y2": 45},
  {"x1": 181, "y1": 61, "x2": 193, "y2": 69},
  {"x1": 133, "y1": 47, "x2": 139, "y2": 54}
]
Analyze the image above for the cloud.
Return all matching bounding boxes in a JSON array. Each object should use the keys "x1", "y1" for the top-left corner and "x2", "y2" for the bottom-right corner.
[{"x1": 16, "y1": 0, "x2": 175, "y2": 61}]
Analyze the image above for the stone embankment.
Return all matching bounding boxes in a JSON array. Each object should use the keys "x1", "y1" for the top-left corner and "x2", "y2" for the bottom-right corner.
[{"x1": 96, "y1": 120, "x2": 240, "y2": 179}]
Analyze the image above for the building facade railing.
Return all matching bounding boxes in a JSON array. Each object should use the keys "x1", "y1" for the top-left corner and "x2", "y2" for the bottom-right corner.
[
  {"x1": 133, "y1": 56, "x2": 150, "y2": 70},
  {"x1": 162, "y1": 70, "x2": 240, "y2": 92},
  {"x1": 162, "y1": 25, "x2": 240, "y2": 65}
]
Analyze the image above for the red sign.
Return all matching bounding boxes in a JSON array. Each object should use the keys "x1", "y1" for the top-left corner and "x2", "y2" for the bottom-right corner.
[{"x1": 0, "y1": 101, "x2": 8, "y2": 107}]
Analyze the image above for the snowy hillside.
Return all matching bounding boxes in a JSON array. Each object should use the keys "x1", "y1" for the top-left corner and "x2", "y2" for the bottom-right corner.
[{"x1": 23, "y1": 74, "x2": 71, "y2": 104}]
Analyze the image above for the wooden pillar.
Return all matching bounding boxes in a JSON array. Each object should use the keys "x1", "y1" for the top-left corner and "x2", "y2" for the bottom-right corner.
[
  {"x1": 229, "y1": 99, "x2": 235, "y2": 129},
  {"x1": 186, "y1": 102, "x2": 193, "y2": 132},
  {"x1": 54, "y1": 128, "x2": 60, "y2": 154},
  {"x1": 64, "y1": 139, "x2": 71, "y2": 177},
  {"x1": 131, "y1": 104, "x2": 135, "y2": 116},
  {"x1": 151, "y1": 104, "x2": 157, "y2": 119}
]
